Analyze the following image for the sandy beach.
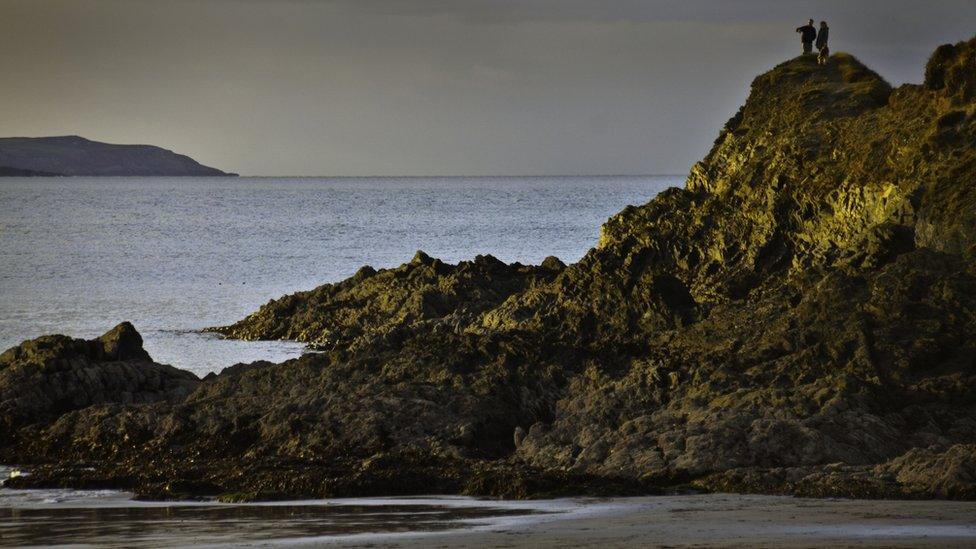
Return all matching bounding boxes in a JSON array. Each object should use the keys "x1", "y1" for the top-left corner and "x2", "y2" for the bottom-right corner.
[
  {"x1": 4, "y1": 489, "x2": 975, "y2": 547},
  {"x1": 317, "y1": 494, "x2": 976, "y2": 549}
]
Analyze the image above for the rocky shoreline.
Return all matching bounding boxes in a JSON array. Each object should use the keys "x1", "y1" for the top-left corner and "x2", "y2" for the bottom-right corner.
[{"x1": 3, "y1": 38, "x2": 976, "y2": 501}]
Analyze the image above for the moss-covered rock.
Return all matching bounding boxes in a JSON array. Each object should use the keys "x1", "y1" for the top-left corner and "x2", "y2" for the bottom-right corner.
[{"x1": 208, "y1": 251, "x2": 563, "y2": 350}]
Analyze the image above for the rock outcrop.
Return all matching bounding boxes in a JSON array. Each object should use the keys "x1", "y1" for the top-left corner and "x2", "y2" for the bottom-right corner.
[
  {"x1": 3, "y1": 38, "x2": 976, "y2": 501},
  {"x1": 0, "y1": 323, "x2": 199, "y2": 442},
  {"x1": 0, "y1": 136, "x2": 235, "y2": 176},
  {"x1": 501, "y1": 48, "x2": 976, "y2": 488},
  {"x1": 210, "y1": 252, "x2": 565, "y2": 350}
]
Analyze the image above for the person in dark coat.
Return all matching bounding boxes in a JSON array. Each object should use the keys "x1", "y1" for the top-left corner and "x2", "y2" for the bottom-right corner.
[
  {"x1": 796, "y1": 19, "x2": 817, "y2": 55},
  {"x1": 816, "y1": 21, "x2": 830, "y2": 65}
]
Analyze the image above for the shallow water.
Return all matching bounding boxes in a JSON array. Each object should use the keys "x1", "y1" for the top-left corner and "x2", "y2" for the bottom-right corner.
[
  {"x1": 2, "y1": 484, "x2": 975, "y2": 548},
  {"x1": 0, "y1": 499, "x2": 550, "y2": 547},
  {"x1": 0, "y1": 175, "x2": 677, "y2": 376},
  {"x1": 0, "y1": 474, "x2": 568, "y2": 548}
]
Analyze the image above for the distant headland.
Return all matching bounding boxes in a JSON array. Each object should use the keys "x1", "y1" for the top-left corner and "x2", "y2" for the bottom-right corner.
[{"x1": 0, "y1": 135, "x2": 235, "y2": 177}]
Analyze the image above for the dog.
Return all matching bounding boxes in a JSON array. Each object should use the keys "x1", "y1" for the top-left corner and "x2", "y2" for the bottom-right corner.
[{"x1": 817, "y1": 46, "x2": 830, "y2": 66}]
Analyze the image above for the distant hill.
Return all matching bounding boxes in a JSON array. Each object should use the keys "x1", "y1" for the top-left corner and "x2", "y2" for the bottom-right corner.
[
  {"x1": 0, "y1": 166, "x2": 60, "y2": 176},
  {"x1": 0, "y1": 136, "x2": 235, "y2": 176}
]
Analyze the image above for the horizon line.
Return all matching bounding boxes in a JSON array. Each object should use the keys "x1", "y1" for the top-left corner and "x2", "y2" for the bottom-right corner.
[{"x1": 229, "y1": 173, "x2": 688, "y2": 179}]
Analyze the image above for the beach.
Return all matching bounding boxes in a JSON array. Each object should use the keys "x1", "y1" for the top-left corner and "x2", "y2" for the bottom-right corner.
[
  {"x1": 3, "y1": 486, "x2": 975, "y2": 547},
  {"x1": 323, "y1": 495, "x2": 976, "y2": 548}
]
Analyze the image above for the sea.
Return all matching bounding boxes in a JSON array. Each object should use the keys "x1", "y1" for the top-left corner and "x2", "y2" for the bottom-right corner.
[{"x1": 0, "y1": 175, "x2": 678, "y2": 377}]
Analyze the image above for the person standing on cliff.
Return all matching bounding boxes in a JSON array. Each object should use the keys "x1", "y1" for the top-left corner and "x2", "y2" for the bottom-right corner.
[
  {"x1": 816, "y1": 21, "x2": 830, "y2": 64},
  {"x1": 796, "y1": 19, "x2": 817, "y2": 55}
]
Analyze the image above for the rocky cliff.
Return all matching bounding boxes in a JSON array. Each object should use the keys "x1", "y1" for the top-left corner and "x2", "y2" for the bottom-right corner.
[
  {"x1": 0, "y1": 136, "x2": 234, "y2": 176},
  {"x1": 3, "y1": 39, "x2": 975, "y2": 500}
]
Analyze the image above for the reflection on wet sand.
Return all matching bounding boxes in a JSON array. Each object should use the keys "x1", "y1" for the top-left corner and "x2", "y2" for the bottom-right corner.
[{"x1": 0, "y1": 502, "x2": 546, "y2": 547}]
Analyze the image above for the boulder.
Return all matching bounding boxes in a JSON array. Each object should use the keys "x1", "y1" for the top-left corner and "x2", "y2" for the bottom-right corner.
[{"x1": 0, "y1": 323, "x2": 199, "y2": 439}]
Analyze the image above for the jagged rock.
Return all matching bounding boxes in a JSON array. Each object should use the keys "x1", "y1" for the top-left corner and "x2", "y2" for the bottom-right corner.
[
  {"x1": 692, "y1": 444, "x2": 976, "y2": 499},
  {"x1": 208, "y1": 252, "x2": 564, "y2": 349},
  {"x1": 4, "y1": 37, "x2": 976, "y2": 501},
  {"x1": 515, "y1": 249, "x2": 976, "y2": 478},
  {"x1": 506, "y1": 43, "x2": 976, "y2": 489},
  {"x1": 877, "y1": 444, "x2": 976, "y2": 498},
  {"x1": 0, "y1": 323, "x2": 199, "y2": 438},
  {"x1": 925, "y1": 39, "x2": 976, "y2": 102},
  {"x1": 98, "y1": 322, "x2": 154, "y2": 362}
]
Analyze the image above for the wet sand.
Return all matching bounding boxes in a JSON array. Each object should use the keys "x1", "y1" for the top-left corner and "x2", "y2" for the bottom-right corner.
[
  {"x1": 2, "y1": 489, "x2": 975, "y2": 548},
  {"x1": 286, "y1": 494, "x2": 976, "y2": 549}
]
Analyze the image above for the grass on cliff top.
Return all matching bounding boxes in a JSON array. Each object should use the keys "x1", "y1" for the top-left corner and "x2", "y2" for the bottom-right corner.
[{"x1": 757, "y1": 53, "x2": 892, "y2": 113}]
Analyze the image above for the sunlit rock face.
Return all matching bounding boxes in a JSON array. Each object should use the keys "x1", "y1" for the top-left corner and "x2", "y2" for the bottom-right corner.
[
  {"x1": 3, "y1": 37, "x2": 976, "y2": 501},
  {"x1": 508, "y1": 43, "x2": 976, "y2": 494},
  {"x1": 210, "y1": 251, "x2": 566, "y2": 350}
]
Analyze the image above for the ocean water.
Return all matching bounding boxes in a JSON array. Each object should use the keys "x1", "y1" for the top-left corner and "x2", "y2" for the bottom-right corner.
[
  {"x1": 0, "y1": 176, "x2": 678, "y2": 376},
  {"x1": 2, "y1": 480, "x2": 974, "y2": 548},
  {"x1": 0, "y1": 466, "x2": 573, "y2": 547},
  {"x1": 0, "y1": 484, "x2": 564, "y2": 547}
]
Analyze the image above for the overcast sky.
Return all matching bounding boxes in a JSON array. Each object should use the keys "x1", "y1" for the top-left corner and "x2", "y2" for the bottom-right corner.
[{"x1": 4, "y1": 0, "x2": 975, "y2": 176}]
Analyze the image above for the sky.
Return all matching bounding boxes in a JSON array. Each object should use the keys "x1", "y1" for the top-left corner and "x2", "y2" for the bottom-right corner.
[{"x1": 3, "y1": 0, "x2": 975, "y2": 176}]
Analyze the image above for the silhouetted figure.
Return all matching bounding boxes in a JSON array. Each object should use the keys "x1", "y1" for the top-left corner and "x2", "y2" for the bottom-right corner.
[
  {"x1": 816, "y1": 21, "x2": 830, "y2": 65},
  {"x1": 796, "y1": 19, "x2": 817, "y2": 55}
]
